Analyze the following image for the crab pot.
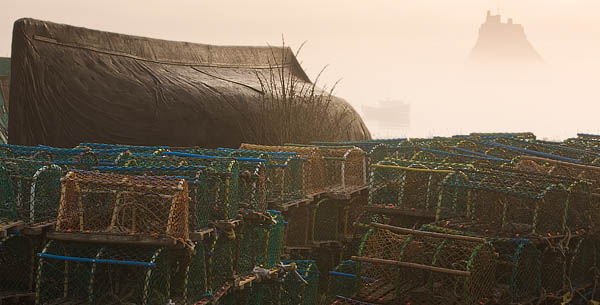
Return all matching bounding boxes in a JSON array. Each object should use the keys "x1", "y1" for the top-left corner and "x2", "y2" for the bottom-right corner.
[
  {"x1": 311, "y1": 199, "x2": 339, "y2": 242},
  {"x1": 370, "y1": 162, "x2": 457, "y2": 216},
  {"x1": 36, "y1": 241, "x2": 171, "y2": 305},
  {"x1": 280, "y1": 260, "x2": 320, "y2": 305},
  {"x1": 321, "y1": 147, "x2": 366, "y2": 191},
  {"x1": 327, "y1": 261, "x2": 360, "y2": 300},
  {"x1": 539, "y1": 240, "x2": 567, "y2": 293},
  {"x1": 0, "y1": 159, "x2": 62, "y2": 225},
  {"x1": 0, "y1": 235, "x2": 36, "y2": 297},
  {"x1": 355, "y1": 224, "x2": 496, "y2": 305},
  {"x1": 128, "y1": 154, "x2": 242, "y2": 221},
  {"x1": 205, "y1": 230, "x2": 237, "y2": 293},
  {"x1": 240, "y1": 144, "x2": 326, "y2": 195},
  {"x1": 184, "y1": 242, "x2": 208, "y2": 304},
  {"x1": 340, "y1": 196, "x2": 368, "y2": 239},
  {"x1": 238, "y1": 221, "x2": 266, "y2": 276},
  {"x1": 93, "y1": 166, "x2": 211, "y2": 231},
  {"x1": 568, "y1": 236, "x2": 597, "y2": 289},
  {"x1": 264, "y1": 212, "x2": 286, "y2": 268},
  {"x1": 283, "y1": 205, "x2": 311, "y2": 247},
  {"x1": 491, "y1": 238, "x2": 541, "y2": 303},
  {"x1": 56, "y1": 171, "x2": 190, "y2": 240}
]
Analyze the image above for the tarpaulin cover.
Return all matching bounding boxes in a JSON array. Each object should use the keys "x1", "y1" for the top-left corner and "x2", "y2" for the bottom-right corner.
[
  {"x1": 9, "y1": 18, "x2": 370, "y2": 148},
  {"x1": 0, "y1": 57, "x2": 9, "y2": 143}
]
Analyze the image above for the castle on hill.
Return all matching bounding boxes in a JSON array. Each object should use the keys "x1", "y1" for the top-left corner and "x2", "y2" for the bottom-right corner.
[{"x1": 468, "y1": 11, "x2": 543, "y2": 65}]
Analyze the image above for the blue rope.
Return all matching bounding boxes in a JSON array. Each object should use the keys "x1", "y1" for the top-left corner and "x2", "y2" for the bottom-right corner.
[
  {"x1": 472, "y1": 140, "x2": 581, "y2": 163},
  {"x1": 420, "y1": 147, "x2": 510, "y2": 163},
  {"x1": 94, "y1": 165, "x2": 206, "y2": 171},
  {"x1": 37, "y1": 253, "x2": 156, "y2": 267},
  {"x1": 217, "y1": 148, "x2": 297, "y2": 156},
  {"x1": 449, "y1": 146, "x2": 511, "y2": 162},
  {"x1": 163, "y1": 151, "x2": 266, "y2": 163}
]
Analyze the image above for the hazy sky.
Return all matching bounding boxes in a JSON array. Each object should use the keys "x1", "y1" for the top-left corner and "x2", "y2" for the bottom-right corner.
[{"x1": 2, "y1": 0, "x2": 599, "y2": 140}]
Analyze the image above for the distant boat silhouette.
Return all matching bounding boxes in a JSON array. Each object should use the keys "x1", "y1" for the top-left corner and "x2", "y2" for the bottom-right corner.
[{"x1": 362, "y1": 100, "x2": 410, "y2": 130}]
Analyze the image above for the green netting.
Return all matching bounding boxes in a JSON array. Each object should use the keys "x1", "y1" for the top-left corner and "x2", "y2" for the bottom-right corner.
[
  {"x1": 491, "y1": 238, "x2": 541, "y2": 303},
  {"x1": 311, "y1": 199, "x2": 339, "y2": 242},
  {"x1": 134, "y1": 154, "x2": 241, "y2": 221},
  {"x1": 0, "y1": 235, "x2": 35, "y2": 297},
  {"x1": 56, "y1": 171, "x2": 190, "y2": 240},
  {"x1": 283, "y1": 205, "x2": 311, "y2": 247},
  {"x1": 1, "y1": 158, "x2": 63, "y2": 225},
  {"x1": 185, "y1": 242, "x2": 208, "y2": 304},
  {"x1": 355, "y1": 225, "x2": 497, "y2": 305},
  {"x1": 280, "y1": 260, "x2": 320, "y2": 305},
  {"x1": 238, "y1": 222, "x2": 263, "y2": 276},
  {"x1": 36, "y1": 241, "x2": 171, "y2": 305},
  {"x1": 265, "y1": 212, "x2": 286, "y2": 268},
  {"x1": 568, "y1": 236, "x2": 597, "y2": 289},
  {"x1": 0, "y1": 165, "x2": 17, "y2": 224},
  {"x1": 93, "y1": 166, "x2": 211, "y2": 230},
  {"x1": 206, "y1": 230, "x2": 236, "y2": 292},
  {"x1": 327, "y1": 261, "x2": 359, "y2": 300}
]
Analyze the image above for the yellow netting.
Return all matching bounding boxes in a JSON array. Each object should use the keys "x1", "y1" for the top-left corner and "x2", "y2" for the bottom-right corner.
[{"x1": 56, "y1": 170, "x2": 190, "y2": 240}]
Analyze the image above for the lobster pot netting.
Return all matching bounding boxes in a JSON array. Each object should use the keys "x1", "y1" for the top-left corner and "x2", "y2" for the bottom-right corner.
[
  {"x1": 327, "y1": 261, "x2": 360, "y2": 300},
  {"x1": 238, "y1": 222, "x2": 263, "y2": 277},
  {"x1": 127, "y1": 155, "x2": 242, "y2": 222},
  {"x1": 265, "y1": 212, "x2": 286, "y2": 268},
  {"x1": 441, "y1": 174, "x2": 569, "y2": 236},
  {"x1": 568, "y1": 236, "x2": 597, "y2": 289},
  {"x1": 36, "y1": 241, "x2": 170, "y2": 305},
  {"x1": 93, "y1": 166, "x2": 212, "y2": 231},
  {"x1": 539, "y1": 239, "x2": 568, "y2": 293},
  {"x1": 0, "y1": 158, "x2": 63, "y2": 225},
  {"x1": 283, "y1": 205, "x2": 311, "y2": 246},
  {"x1": 240, "y1": 144, "x2": 325, "y2": 195},
  {"x1": 185, "y1": 241, "x2": 208, "y2": 304},
  {"x1": 190, "y1": 149, "x2": 266, "y2": 214},
  {"x1": 356, "y1": 225, "x2": 496, "y2": 305},
  {"x1": 0, "y1": 235, "x2": 35, "y2": 296},
  {"x1": 280, "y1": 260, "x2": 320, "y2": 305},
  {"x1": 205, "y1": 230, "x2": 237, "y2": 294},
  {"x1": 56, "y1": 171, "x2": 190, "y2": 240},
  {"x1": 321, "y1": 147, "x2": 366, "y2": 191},
  {"x1": 341, "y1": 196, "x2": 368, "y2": 238},
  {"x1": 312, "y1": 199, "x2": 339, "y2": 242},
  {"x1": 226, "y1": 149, "x2": 303, "y2": 206},
  {"x1": 490, "y1": 238, "x2": 541, "y2": 303},
  {"x1": 370, "y1": 162, "x2": 459, "y2": 216}
]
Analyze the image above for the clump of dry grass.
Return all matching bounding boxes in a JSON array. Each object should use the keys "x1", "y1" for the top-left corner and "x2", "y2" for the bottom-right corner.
[{"x1": 241, "y1": 38, "x2": 356, "y2": 145}]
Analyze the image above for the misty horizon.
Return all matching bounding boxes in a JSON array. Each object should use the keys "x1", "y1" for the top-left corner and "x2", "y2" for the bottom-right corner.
[{"x1": 2, "y1": 0, "x2": 599, "y2": 141}]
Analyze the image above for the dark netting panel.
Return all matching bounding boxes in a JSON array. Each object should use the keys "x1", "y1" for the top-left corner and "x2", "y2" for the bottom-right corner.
[
  {"x1": 56, "y1": 171, "x2": 190, "y2": 240},
  {"x1": 280, "y1": 260, "x2": 320, "y2": 305},
  {"x1": 240, "y1": 144, "x2": 325, "y2": 195},
  {"x1": 354, "y1": 224, "x2": 496, "y2": 305},
  {"x1": 569, "y1": 236, "x2": 596, "y2": 289},
  {"x1": 1, "y1": 158, "x2": 63, "y2": 225},
  {"x1": 490, "y1": 238, "x2": 541, "y2": 303},
  {"x1": 284, "y1": 205, "x2": 311, "y2": 247},
  {"x1": 0, "y1": 235, "x2": 35, "y2": 297},
  {"x1": 327, "y1": 261, "x2": 359, "y2": 300},
  {"x1": 238, "y1": 222, "x2": 262, "y2": 277},
  {"x1": 185, "y1": 242, "x2": 208, "y2": 304},
  {"x1": 206, "y1": 230, "x2": 236, "y2": 293},
  {"x1": 93, "y1": 166, "x2": 211, "y2": 231},
  {"x1": 265, "y1": 212, "x2": 286, "y2": 268},
  {"x1": 36, "y1": 241, "x2": 171, "y2": 305},
  {"x1": 539, "y1": 239, "x2": 567, "y2": 294},
  {"x1": 311, "y1": 199, "x2": 339, "y2": 242},
  {"x1": 0, "y1": 165, "x2": 17, "y2": 224}
]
